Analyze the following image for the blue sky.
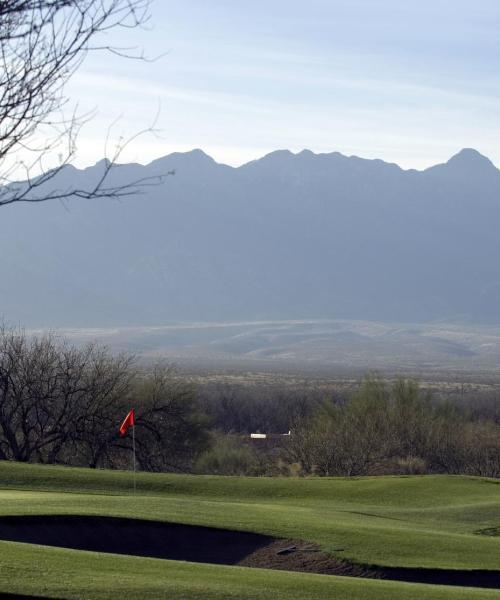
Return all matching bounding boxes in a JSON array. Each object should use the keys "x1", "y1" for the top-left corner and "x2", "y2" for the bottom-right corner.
[{"x1": 65, "y1": 0, "x2": 500, "y2": 169}]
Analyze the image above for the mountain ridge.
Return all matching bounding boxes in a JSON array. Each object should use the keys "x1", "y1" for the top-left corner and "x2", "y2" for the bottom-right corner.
[
  {"x1": 83, "y1": 147, "x2": 498, "y2": 175},
  {"x1": 153, "y1": 147, "x2": 497, "y2": 170},
  {"x1": 1, "y1": 146, "x2": 499, "y2": 328}
]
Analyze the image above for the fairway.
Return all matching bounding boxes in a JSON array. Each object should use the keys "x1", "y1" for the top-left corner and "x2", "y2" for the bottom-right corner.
[{"x1": 0, "y1": 462, "x2": 500, "y2": 599}]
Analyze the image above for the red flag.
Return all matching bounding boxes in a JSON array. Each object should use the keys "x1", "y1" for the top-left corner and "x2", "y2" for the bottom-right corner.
[{"x1": 119, "y1": 409, "x2": 135, "y2": 437}]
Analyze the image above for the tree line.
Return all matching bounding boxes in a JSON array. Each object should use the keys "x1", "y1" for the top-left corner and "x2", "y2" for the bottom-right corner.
[
  {"x1": 277, "y1": 377, "x2": 500, "y2": 478},
  {"x1": 196, "y1": 377, "x2": 500, "y2": 479},
  {"x1": 1, "y1": 327, "x2": 500, "y2": 479}
]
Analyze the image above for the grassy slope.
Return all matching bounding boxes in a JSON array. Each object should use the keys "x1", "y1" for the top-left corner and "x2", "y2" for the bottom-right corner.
[{"x1": 0, "y1": 462, "x2": 500, "y2": 599}]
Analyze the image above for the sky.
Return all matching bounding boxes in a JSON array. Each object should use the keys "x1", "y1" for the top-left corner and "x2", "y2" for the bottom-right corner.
[{"x1": 64, "y1": 0, "x2": 500, "y2": 170}]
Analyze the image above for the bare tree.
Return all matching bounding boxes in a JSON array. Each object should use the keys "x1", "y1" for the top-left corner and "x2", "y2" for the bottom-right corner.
[
  {"x1": 0, "y1": 329, "x2": 64, "y2": 461},
  {"x1": 0, "y1": 329, "x2": 133, "y2": 463},
  {"x1": 0, "y1": 0, "x2": 165, "y2": 207},
  {"x1": 0, "y1": 328, "x2": 210, "y2": 471},
  {"x1": 47, "y1": 343, "x2": 134, "y2": 467},
  {"x1": 129, "y1": 363, "x2": 211, "y2": 472}
]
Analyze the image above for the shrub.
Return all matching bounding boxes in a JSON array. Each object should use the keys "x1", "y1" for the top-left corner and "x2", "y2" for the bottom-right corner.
[
  {"x1": 195, "y1": 436, "x2": 259, "y2": 476},
  {"x1": 395, "y1": 456, "x2": 427, "y2": 475}
]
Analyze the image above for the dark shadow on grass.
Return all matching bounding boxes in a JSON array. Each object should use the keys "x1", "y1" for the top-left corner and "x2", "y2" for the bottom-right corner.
[
  {"x1": 0, "y1": 516, "x2": 500, "y2": 590},
  {"x1": 0, "y1": 594, "x2": 59, "y2": 599}
]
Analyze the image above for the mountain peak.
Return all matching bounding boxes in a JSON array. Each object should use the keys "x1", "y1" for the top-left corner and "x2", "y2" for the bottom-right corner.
[
  {"x1": 446, "y1": 148, "x2": 497, "y2": 171},
  {"x1": 145, "y1": 149, "x2": 220, "y2": 176},
  {"x1": 82, "y1": 158, "x2": 111, "y2": 173},
  {"x1": 261, "y1": 149, "x2": 294, "y2": 161},
  {"x1": 153, "y1": 148, "x2": 215, "y2": 164}
]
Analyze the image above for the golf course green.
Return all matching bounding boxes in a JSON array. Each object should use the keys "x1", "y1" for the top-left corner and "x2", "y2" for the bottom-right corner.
[{"x1": 0, "y1": 461, "x2": 500, "y2": 599}]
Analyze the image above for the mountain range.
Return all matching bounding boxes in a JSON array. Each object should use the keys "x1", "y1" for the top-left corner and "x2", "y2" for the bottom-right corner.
[{"x1": 1, "y1": 147, "x2": 499, "y2": 327}]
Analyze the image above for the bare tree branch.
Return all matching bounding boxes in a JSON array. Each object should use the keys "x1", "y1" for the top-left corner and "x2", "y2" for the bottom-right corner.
[{"x1": 0, "y1": 0, "x2": 167, "y2": 207}]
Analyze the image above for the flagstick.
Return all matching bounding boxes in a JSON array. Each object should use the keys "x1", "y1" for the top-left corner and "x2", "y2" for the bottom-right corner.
[{"x1": 132, "y1": 423, "x2": 136, "y2": 495}]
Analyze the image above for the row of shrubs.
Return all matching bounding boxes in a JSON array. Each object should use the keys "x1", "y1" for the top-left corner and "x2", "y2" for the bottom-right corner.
[{"x1": 196, "y1": 378, "x2": 500, "y2": 478}]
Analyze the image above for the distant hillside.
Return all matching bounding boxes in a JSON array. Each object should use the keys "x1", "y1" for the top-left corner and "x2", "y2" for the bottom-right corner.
[
  {"x1": 54, "y1": 319, "x2": 500, "y2": 374},
  {"x1": 1, "y1": 148, "x2": 499, "y2": 327}
]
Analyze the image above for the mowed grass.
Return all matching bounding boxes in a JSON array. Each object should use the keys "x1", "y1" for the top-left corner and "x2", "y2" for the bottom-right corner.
[{"x1": 0, "y1": 462, "x2": 500, "y2": 599}]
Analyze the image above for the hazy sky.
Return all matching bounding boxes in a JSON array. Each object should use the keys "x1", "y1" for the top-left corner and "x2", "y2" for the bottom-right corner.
[{"x1": 65, "y1": 0, "x2": 500, "y2": 169}]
